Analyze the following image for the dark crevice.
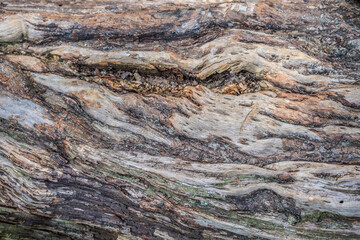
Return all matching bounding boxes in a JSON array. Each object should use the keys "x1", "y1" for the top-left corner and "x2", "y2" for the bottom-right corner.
[{"x1": 68, "y1": 63, "x2": 264, "y2": 97}]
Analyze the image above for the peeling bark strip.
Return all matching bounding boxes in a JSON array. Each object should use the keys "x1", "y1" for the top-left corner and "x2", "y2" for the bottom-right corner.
[{"x1": 0, "y1": 0, "x2": 360, "y2": 239}]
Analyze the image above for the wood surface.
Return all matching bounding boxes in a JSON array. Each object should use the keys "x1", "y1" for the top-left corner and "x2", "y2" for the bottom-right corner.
[{"x1": 0, "y1": 0, "x2": 359, "y2": 239}]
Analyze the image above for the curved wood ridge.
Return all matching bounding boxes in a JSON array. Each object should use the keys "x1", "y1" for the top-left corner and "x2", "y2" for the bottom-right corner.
[{"x1": 0, "y1": 0, "x2": 359, "y2": 239}]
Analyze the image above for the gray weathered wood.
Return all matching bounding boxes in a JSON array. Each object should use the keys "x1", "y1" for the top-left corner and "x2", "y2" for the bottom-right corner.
[{"x1": 0, "y1": 0, "x2": 359, "y2": 239}]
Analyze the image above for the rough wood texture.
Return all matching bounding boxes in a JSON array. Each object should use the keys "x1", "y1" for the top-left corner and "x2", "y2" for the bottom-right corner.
[{"x1": 0, "y1": 0, "x2": 360, "y2": 239}]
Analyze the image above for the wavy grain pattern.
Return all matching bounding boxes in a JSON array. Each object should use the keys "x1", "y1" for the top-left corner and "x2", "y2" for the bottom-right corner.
[{"x1": 0, "y1": 0, "x2": 359, "y2": 239}]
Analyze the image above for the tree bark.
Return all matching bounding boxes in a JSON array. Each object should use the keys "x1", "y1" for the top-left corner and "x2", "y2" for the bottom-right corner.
[{"x1": 0, "y1": 0, "x2": 360, "y2": 239}]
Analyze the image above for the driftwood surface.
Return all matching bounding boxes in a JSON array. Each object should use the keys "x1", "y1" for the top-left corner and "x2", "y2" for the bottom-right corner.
[{"x1": 0, "y1": 0, "x2": 360, "y2": 239}]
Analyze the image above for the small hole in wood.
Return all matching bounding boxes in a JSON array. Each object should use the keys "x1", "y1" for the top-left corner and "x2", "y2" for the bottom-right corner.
[{"x1": 339, "y1": 200, "x2": 344, "y2": 204}]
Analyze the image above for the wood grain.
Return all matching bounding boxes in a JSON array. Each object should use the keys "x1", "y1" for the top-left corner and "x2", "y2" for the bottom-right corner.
[{"x1": 0, "y1": 0, "x2": 359, "y2": 239}]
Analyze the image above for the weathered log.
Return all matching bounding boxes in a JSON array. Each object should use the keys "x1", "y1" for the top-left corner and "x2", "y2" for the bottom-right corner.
[{"x1": 0, "y1": 0, "x2": 359, "y2": 239}]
